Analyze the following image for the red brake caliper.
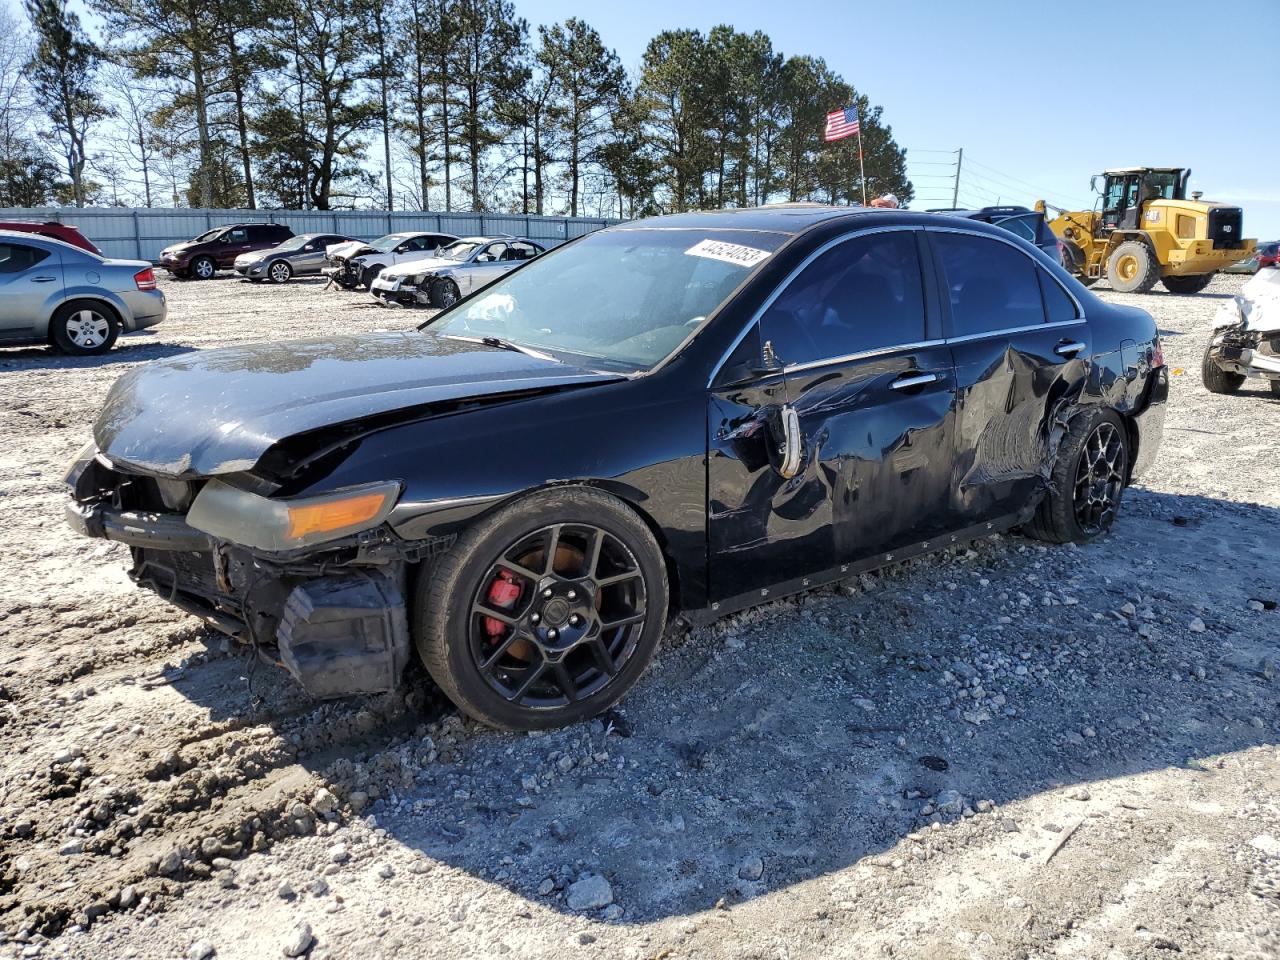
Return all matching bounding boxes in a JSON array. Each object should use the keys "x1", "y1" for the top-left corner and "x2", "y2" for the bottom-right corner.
[{"x1": 484, "y1": 571, "x2": 521, "y2": 640}]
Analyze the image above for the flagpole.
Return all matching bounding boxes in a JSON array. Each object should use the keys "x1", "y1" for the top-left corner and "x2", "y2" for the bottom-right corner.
[{"x1": 856, "y1": 111, "x2": 867, "y2": 206}]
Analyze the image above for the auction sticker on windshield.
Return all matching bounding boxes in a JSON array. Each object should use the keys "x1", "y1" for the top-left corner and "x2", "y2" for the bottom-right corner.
[{"x1": 684, "y1": 238, "x2": 772, "y2": 269}]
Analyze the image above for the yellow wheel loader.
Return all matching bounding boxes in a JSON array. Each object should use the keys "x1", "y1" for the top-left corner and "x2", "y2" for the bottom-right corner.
[{"x1": 1036, "y1": 167, "x2": 1255, "y2": 294}]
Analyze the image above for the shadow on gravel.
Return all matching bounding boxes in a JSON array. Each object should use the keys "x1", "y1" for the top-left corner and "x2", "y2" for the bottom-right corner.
[
  {"x1": 166, "y1": 488, "x2": 1280, "y2": 923},
  {"x1": 0, "y1": 339, "x2": 194, "y2": 368}
]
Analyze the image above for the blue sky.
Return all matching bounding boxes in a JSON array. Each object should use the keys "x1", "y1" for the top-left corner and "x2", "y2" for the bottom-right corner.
[{"x1": 518, "y1": 0, "x2": 1280, "y2": 239}]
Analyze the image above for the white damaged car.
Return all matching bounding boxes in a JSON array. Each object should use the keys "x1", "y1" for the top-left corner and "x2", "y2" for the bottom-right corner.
[
  {"x1": 322, "y1": 231, "x2": 459, "y2": 290},
  {"x1": 1202, "y1": 263, "x2": 1280, "y2": 395},
  {"x1": 368, "y1": 236, "x2": 545, "y2": 308}
]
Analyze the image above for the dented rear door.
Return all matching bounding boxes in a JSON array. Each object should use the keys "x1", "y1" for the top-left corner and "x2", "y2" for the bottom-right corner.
[{"x1": 926, "y1": 229, "x2": 1091, "y2": 526}]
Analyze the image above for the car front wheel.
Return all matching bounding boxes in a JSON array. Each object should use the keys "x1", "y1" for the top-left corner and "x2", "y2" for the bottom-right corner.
[
  {"x1": 268, "y1": 260, "x2": 292, "y2": 283},
  {"x1": 1024, "y1": 409, "x2": 1130, "y2": 544},
  {"x1": 414, "y1": 487, "x2": 669, "y2": 731},
  {"x1": 50, "y1": 300, "x2": 120, "y2": 355},
  {"x1": 192, "y1": 256, "x2": 216, "y2": 280},
  {"x1": 361, "y1": 265, "x2": 384, "y2": 290},
  {"x1": 431, "y1": 278, "x2": 460, "y2": 308}
]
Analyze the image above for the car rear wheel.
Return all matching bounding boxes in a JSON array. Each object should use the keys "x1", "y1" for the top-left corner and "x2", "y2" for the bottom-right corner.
[
  {"x1": 1161, "y1": 273, "x2": 1213, "y2": 295},
  {"x1": 431, "y1": 278, "x2": 460, "y2": 308},
  {"x1": 1023, "y1": 409, "x2": 1129, "y2": 544},
  {"x1": 50, "y1": 300, "x2": 120, "y2": 355},
  {"x1": 192, "y1": 256, "x2": 216, "y2": 280},
  {"x1": 414, "y1": 487, "x2": 669, "y2": 731},
  {"x1": 268, "y1": 260, "x2": 292, "y2": 284},
  {"x1": 1201, "y1": 342, "x2": 1245, "y2": 394},
  {"x1": 1107, "y1": 241, "x2": 1160, "y2": 293}
]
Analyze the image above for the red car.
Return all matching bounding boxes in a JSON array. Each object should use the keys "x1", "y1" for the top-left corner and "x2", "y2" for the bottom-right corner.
[
  {"x1": 0, "y1": 220, "x2": 101, "y2": 255},
  {"x1": 1257, "y1": 242, "x2": 1280, "y2": 269}
]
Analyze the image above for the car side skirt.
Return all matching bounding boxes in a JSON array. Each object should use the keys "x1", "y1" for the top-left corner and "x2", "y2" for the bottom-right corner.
[{"x1": 685, "y1": 506, "x2": 1035, "y2": 627}]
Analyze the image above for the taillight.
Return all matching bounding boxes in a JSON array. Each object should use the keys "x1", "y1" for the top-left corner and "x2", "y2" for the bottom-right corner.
[
  {"x1": 1152, "y1": 336, "x2": 1164, "y2": 368},
  {"x1": 134, "y1": 267, "x2": 157, "y2": 291}
]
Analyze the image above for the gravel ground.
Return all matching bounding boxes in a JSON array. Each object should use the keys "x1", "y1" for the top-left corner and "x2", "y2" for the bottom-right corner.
[{"x1": 0, "y1": 272, "x2": 1277, "y2": 960}]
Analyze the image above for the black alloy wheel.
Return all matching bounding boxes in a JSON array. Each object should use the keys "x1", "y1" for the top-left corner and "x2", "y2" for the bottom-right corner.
[
  {"x1": 1023, "y1": 408, "x2": 1130, "y2": 544},
  {"x1": 432, "y1": 278, "x2": 460, "y2": 308},
  {"x1": 1071, "y1": 420, "x2": 1127, "y2": 537},
  {"x1": 415, "y1": 487, "x2": 668, "y2": 730}
]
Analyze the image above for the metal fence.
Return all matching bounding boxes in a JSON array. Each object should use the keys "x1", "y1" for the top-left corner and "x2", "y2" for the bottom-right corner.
[{"x1": 0, "y1": 207, "x2": 621, "y2": 262}]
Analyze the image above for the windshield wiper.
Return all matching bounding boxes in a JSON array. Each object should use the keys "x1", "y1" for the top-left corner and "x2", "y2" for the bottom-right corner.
[{"x1": 473, "y1": 335, "x2": 561, "y2": 363}]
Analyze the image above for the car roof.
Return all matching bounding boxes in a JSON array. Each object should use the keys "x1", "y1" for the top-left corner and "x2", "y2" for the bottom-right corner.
[
  {"x1": 928, "y1": 205, "x2": 1039, "y2": 220},
  {"x1": 605, "y1": 204, "x2": 1001, "y2": 237},
  {"x1": 0, "y1": 228, "x2": 97, "y2": 255}
]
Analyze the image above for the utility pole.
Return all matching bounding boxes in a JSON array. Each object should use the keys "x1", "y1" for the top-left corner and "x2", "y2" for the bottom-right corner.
[{"x1": 951, "y1": 147, "x2": 964, "y2": 208}]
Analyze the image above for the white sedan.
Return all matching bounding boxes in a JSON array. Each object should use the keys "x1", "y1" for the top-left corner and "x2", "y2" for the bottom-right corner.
[{"x1": 369, "y1": 237, "x2": 545, "y2": 307}]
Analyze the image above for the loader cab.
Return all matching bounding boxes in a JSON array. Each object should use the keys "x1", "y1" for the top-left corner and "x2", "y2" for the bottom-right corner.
[{"x1": 1094, "y1": 167, "x2": 1190, "y2": 233}]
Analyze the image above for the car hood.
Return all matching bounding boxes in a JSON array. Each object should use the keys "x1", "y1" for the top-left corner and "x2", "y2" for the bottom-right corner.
[
  {"x1": 161, "y1": 242, "x2": 195, "y2": 256},
  {"x1": 94, "y1": 331, "x2": 622, "y2": 478},
  {"x1": 327, "y1": 240, "x2": 373, "y2": 260},
  {"x1": 382, "y1": 256, "x2": 459, "y2": 278}
]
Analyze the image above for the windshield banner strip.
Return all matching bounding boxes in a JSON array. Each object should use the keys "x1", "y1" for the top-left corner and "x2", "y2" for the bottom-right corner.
[{"x1": 684, "y1": 238, "x2": 771, "y2": 269}]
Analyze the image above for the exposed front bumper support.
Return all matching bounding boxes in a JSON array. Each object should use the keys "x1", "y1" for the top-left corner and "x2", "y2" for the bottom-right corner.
[{"x1": 65, "y1": 501, "x2": 212, "y2": 551}]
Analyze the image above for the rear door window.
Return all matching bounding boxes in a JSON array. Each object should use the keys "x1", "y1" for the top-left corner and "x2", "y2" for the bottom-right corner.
[
  {"x1": 761, "y1": 230, "x2": 926, "y2": 366},
  {"x1": 0, "y1": 242, "x2": 50, "y2": 272},
  {"x1": 932, "y1": 232, "x2": 1046, "y2": 337}
]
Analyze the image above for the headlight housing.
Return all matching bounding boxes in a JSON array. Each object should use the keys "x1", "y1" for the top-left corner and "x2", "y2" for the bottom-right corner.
[{"x1": 187, "y1": 480, "x2": 400, "y2": 552}]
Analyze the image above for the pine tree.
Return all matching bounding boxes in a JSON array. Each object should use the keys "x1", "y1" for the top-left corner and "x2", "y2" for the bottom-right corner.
[{"x1": 24, "y1": 0, "x2": 104, "y2": 207}]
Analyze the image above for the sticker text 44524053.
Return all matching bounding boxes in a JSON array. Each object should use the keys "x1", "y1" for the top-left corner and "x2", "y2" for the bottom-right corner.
[{"x1": 684, "y1": 238, "x2": 772, "y2": 269}]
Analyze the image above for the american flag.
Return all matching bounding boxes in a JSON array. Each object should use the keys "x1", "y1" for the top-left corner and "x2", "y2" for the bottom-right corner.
[{"x1": 824, "y1": 107, "x2": 860, "y2": 143}]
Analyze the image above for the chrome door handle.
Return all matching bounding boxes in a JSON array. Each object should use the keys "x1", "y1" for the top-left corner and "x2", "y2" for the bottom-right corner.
[
  {"x1": 778, "y1": 404, "x2": 802, "y2": 479},
  {"x1": 889, "y1": 371, "x2": 939, "y2": 391},
  {"x1": 1055, "y1": 340, "x2": 1087, "y2": 358},
  {"x1": 31, "y1": 276, "x2": 57, "y2": 283}
]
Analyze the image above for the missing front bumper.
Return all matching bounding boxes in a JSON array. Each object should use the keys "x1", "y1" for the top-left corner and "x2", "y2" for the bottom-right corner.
[{"x1": 68, "y1": 500, "x2": 412, "y2": 700}]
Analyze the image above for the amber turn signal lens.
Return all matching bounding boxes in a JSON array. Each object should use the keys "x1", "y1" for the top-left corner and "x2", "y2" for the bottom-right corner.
[{"x1": 286, "y1": 491, "x2": 391, "y2": 539}]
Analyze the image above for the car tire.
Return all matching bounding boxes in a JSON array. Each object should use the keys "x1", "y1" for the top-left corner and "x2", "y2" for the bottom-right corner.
[
  {"x1": 413, "y1": 486, "x2": 669, "y2": 731},
  {"x1": 50, "y1": 300, "x2": 120, "y2": 356},
  {"x1": 431, "y1": 278, "x2": 461, "y2": 308},
  {"x1": 192, "y1": 256, "x2": 216, "y2": 280},
  {"x1": 361, "y1": 264, "x2": 384, "y2": 290},
  {"x1": 1161, "y1": 273, "x2": 1213, "y2": 295},
  {"x1": 1201, "y1": 342, "x2": 1245, "y2": 394},
  {"x1": 1023, "y1": 408, "x2": 1130, "y2": 545},
  {"x1": 1106, "y1": 240, "x2": 1160, "y2": 293},
  {"x1": 268, "y1": 260, "x2": 293, "y2": 284}
]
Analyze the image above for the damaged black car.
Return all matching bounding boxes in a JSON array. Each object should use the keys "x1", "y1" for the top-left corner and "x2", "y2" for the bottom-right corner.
[{"x1": 64, "y1": 206, "x2": 1168, "y2": 731}]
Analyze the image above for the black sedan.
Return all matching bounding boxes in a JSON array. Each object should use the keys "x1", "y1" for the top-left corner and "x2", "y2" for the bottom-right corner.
[{"x1": 64, "y1": 206, "x2": 1168, "y2": 731}]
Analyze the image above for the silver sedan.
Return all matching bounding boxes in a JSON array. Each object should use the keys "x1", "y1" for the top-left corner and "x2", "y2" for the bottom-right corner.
[
  {"x1": 0, "y1": 230, "x2": 166, "y2": 355},
  {"x1": 368, "y1": 237, "x2": 545, "y2": 307},
  {"x1": 234, "y1": 233, "x2": 355, "y2": 283}
]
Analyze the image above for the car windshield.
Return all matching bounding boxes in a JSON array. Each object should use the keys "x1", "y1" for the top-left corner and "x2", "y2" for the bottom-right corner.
[
  {"x1": 438, "y1": 241, "x2": 481, "y2": 260},
  {"x1": 272, "y1": 235, "x2": 314, "y2": 252},
  {"x1": 426, "y1": 228, "x2": 788, "y2": 371},
  {"x1": 366, "y1": 234, "x2": 408, "y2": 252},
  {"x1": 192, "y1": 229, "x2": 223, "y2": 242}
]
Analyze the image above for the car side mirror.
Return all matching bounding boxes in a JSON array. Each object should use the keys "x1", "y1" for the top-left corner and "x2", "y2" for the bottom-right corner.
[{"x1": 304, "y1": 245, "x2": 315, "y2": 252}]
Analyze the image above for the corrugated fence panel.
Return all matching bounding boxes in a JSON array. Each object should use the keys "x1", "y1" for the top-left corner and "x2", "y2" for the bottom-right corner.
[{"x1": 0, "y1": 207, "x2": 621, "y2": 262}]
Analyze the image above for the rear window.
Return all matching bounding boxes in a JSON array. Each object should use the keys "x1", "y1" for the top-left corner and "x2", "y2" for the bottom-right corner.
[
  {"x1": 1039, "y1": 271, "x2": 1078, "y2": 323},
  {"x1": 932, "y1": 232, "x2": 1046, "y2": 336}
]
